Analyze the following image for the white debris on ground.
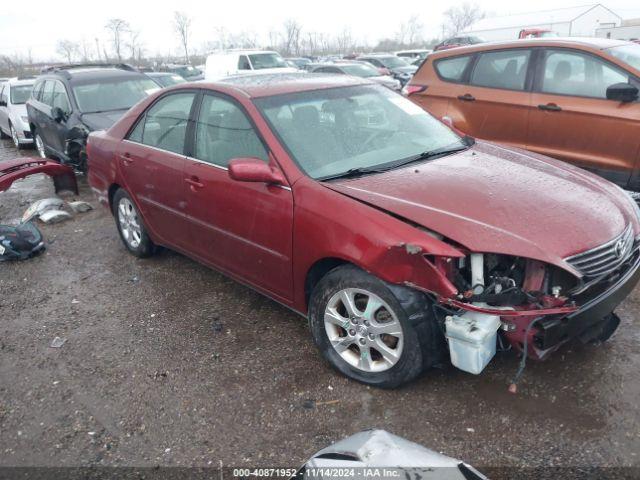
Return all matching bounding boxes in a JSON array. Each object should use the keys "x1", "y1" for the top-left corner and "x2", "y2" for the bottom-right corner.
[{"x1": 21, "y1": 197, "x2": 93, "y2": 224}]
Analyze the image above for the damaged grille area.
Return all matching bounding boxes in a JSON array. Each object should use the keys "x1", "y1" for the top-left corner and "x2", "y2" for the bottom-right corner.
[{"x1": 565, "y1": 224, "x2": 634, "y2": 278}]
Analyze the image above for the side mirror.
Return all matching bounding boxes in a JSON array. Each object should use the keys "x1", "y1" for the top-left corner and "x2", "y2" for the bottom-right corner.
[
  {"x1": 51, "y1": 106, "x2": 66, "y2": 123},
  {"x1": 228, "y1": 157, "x2": 285, "y2": 185},
  {"x1": 606, "y1": 82, "x2": 639, "y2": 103},
  {"x1": 0, "y1": 99, "x2": 6, "y2": 107}
]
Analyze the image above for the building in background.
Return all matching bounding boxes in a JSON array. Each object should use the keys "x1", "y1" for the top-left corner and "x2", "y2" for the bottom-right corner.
[
  {"x1": 465, "y1": 4, "x2": 622, "y2": 41},
  {"x1": 596, "y1": 18, "x2": 640, "y2": 40}
]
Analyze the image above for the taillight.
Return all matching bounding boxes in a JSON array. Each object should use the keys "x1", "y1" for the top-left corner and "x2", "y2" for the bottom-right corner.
[{"x1": 401, "y1": 84, "x2": 427, "y2": 96}]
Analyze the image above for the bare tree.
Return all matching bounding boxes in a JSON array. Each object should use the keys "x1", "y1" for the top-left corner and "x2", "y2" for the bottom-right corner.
[
  {"x1": 128, "y1": 30, "x2": 143, "y2": 61},
  {"x1": 336, "y1": 28, "x2": 356, "y2": 54},
  {"x1": 443, "y1": 2, "x2": 484, "y2": 36},
  {"x1": 282, "y1": 19, "x2": 302, "y2": 56},
  {"x1": 173, "y1": 11, "x2": 191, "y2": 63},
  {"x1": 105, "y1": 18, "x2": 130, "y2": 61},
  {"x1": 56, "y1": 39, "x2": 80, "y2": 63}
]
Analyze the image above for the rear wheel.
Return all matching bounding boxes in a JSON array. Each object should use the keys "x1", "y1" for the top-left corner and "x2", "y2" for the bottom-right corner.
[
  {"x1": 0, "y1": 126, "x2": 9, "y2": 139},
  {"x1": 309, "y1": 265, "x2": 440, "y2": 388},
  {"x1": 112, "y1": 189, "x2": 156, "y2": 258}
]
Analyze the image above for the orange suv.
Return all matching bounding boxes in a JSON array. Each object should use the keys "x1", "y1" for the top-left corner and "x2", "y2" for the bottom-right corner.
[{"x1": 406, "y1": 38, "x2": 640, "y2": 190}]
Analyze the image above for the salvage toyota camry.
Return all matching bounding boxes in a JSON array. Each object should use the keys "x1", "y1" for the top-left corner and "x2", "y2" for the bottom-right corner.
[{"x1": 87, "y1": 73, "x2": 640, "y2": 388}]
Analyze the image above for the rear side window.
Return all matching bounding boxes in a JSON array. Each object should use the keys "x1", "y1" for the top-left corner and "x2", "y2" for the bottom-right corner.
[
  {"x1": 52, "y1": 81, "x2": 71, "y2": 113},
  {"x1": 435, "y1": 55, "x2": 472, "y2": 82},
  {"x1": 32, "y1": 81, "x2": 45, "y2": 101},
  {"x1": 471, "y1": 49, "x2": 531, "y2": 91},
  {"x1": 41, "y1": 81, "x2": 55, "y2": 106},
  {"x1": 541, "y1": 49, "x2": 629, "y2": 99},
  {"x1": 129, "y1": 92, "x2": 196, "y2": 154},
  {"x1": 194, "y1": 94, "x2": 268, "y2": 167}
]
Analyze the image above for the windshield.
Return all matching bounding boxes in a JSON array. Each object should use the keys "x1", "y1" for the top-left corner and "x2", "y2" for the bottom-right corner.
[
  {"x1": 73, "y1": 78, "x2": 160, "y2": 113},
  {"x1": 249, "y1": 53, "x2": 287, "y2": 70},
  {"x1": 173, "y1": 66, "x2": 200, "y2": 78},
  {"x1": 341, "y1": 64, "x2": 380, "y2": 77},
  {"x1": 10, "y1": 84, "x2": 33, "y2": 104},
  {"x1": 155, "y1": 74, "x2": 187, "y2": 87},
  {"x1": 378, "y1": 57, "x2": 409, "y2": 68},
  {"x1": 608, "y1": 44, "x2": 640, "y2": 71},
  {"x1": 255, "y1": 85, "x2": 465, "y2": 180}
]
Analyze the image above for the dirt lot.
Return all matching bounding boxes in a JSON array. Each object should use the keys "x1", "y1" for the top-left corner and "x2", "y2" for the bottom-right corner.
[{"x1": 1, "y1": 139, "x2": 639, "y2": 477}]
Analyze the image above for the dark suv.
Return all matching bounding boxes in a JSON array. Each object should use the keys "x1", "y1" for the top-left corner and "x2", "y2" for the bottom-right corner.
[{"x1": 27, "y1": 64, "x2": 159, "y2": 170}]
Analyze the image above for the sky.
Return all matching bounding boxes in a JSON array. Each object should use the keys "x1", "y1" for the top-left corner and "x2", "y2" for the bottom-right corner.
[{"x1": 2, "y1": 0, "x2": 640, "y2": 61}]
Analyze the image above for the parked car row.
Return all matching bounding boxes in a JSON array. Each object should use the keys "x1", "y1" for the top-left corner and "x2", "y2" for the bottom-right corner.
[{"x1": 0, "y1": 76, "x2": 36, "y2": 148}]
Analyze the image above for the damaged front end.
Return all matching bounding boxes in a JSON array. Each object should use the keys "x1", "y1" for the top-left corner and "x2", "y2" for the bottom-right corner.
[
  {"x1": 418, "y1": 232, "x2": 640, "y2": 375},
  {"x1": 0, "y1": 158, "x2": 78, "y2": 195}
]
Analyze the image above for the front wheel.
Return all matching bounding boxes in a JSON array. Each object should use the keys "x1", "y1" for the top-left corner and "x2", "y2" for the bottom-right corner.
[
  {"x1": 34, "y1": 131, "x2": 47, "y2": 158},
  {"x1": 112, "y1": 189, "x2": 156, "y2": 258},
  {"x1": 309, "y1": 265, "x2": 438, "y2": 388},
  {"x1": 10, "y1": 124, "x2": 22, "y2": 150}
]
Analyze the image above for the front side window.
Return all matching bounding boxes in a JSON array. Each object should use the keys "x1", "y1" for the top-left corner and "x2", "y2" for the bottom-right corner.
[
  {"x1": 72, "y1": 77, "x2": 160, "y2": 113},
  {"x1": 32, "y1": 81, "x2": 45, "y2": 101},
  {"x1": 194, "y1": 94, "x2": 268, "y2": 167},
  {"x1": 435, "y1": 55, "x2": 472, "y2": 82},
  {"x1": 256, "y1": 85, "x2": 465, "y2": 180},
  {"x1": 10, "y1": 84, "x2": 34, "y2": 105},
  {"x1": 51, "y1": 81, "x2": 71, "y2": 113},
  {"x1": 541, "y1": 49, "x2": 629, "y2": 99},
  {"x1": 130, "y1": 92, "x2": 195, "y2": 154},
  {"x1": 238, "y1": 55, "x2": 251, "y2": 70},
  {"x1": 471, "y1": 49, "x2": 531, "y2": 91}
]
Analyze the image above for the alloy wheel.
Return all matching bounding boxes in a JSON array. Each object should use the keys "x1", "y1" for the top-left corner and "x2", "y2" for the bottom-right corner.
[
  {"x1": 117, "y1": 198, "x2": 142, "y2": 249},
  {"x1": 324, "y1": 288, "x2": 404, "y2": 372},
  {"x1": 35, "y1": 134, "x2": 46, "y2": 158},
  {"x1": 10, "y1": 125, "x2": 19, "y2": 149}
]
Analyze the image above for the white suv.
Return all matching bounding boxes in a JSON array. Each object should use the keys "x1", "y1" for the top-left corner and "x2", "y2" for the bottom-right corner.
[
  {"x1": 0, "y1": 77, "x2": 35, "y2": 149},
  {"x1": 204, "y1": 50, "x2": 298, "y2": 81}
]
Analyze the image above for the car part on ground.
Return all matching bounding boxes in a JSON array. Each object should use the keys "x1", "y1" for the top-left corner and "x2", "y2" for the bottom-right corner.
[
  {"x1": 38, "y1": 209, "x2": 72, "y2": 224},
  {"x1": 21, "y1": 197, "x2": 65, "y2": 223},
  {"x1": 87, "y1": 73, "x2": 640, "y2": 387},
  {"x1": 0, "y1": 158, "x2": 78, "y2": 195},
  {"x1": 296, "y1": 429, "x2": 487, "y2": 480},
  {"x1": 0, "y1": 222, "x2": 45, "y2": 261}
]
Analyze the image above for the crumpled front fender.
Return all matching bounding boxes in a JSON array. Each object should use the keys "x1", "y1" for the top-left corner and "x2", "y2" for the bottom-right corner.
[{"x1": 0, "y1": 158, "x2": 78, "y2": 195}]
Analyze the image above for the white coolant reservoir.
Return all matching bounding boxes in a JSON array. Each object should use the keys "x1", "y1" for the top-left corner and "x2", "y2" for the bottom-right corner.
[{"x1": 445, "y1": 311, "x2": 501, "y2": 375}]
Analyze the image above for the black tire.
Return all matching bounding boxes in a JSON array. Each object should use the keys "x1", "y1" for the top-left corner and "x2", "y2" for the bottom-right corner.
[
  {"x1": 590, "y1": 313, "x2": 621, "y2": 344},
  {"x1": 308, "y1": 264, "x2": 443, "y2": 388},
  {"x1": 0, "y1": 127, "x2": 9, "y2": 139},
  {"x1": 112, "y1": 188, "x2": 156, "y2": 258},
  {"x1": 34, "y1": 131, "x2": 49, "y2": 159}
]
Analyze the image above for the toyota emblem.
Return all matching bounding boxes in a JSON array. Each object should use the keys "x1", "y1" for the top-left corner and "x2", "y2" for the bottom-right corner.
[{"x1": 614, "y1": 239, "x2": 626, "y2": 259}]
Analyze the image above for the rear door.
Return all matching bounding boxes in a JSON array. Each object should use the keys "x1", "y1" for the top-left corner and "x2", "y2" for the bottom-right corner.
[
  {"x1": 183, "y1": 92, "x2": 294, "y2": 300},
  {"x1": 38, "y1": 80, "x2": 57, "y2": 150},
  {"x1": 528, "y1": 48, "x2": 640, "y2": 186},
  {"x1": 118, "y1": 91, "x2": 197, "y2": 249},
  {"x1": 445, "y1": 48, "x2": 533, "y2": 149}
]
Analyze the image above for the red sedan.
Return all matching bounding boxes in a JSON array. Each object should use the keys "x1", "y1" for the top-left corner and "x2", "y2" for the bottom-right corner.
[{"x1": 88, "y1": 73, "x2": 640, "y2": 387}]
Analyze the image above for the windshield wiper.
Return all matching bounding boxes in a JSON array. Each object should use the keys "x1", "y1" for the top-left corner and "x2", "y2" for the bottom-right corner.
[
  {"x1": 318, "y1": 166, "x2": 390, "y2": 181},
  {"x1": 386, "y1": 141, "x2": 472, "y2": 170}
]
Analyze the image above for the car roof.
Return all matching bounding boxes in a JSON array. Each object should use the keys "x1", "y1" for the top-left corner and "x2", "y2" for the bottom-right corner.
[
  {"x1": 212, "y1": 72, "x2": 369, "y2": 98},
  {"x1": 207, "y1": 50, "x2": 278, "y2": 57},
  {"x1": 41, "y1": 67, "x2": 146, "y2": 84},
  {"x1": 5, "y1": 77, "x2": 36, "y2": 86},
  {"x1": 430, "y1": 37, "x2": 632, "y2": 57},
  {"x1": 147, "y1": 72, "x2": 176, "y2": 76}
]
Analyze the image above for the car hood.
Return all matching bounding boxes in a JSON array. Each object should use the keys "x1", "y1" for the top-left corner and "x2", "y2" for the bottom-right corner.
[
  {"x1": 80, "y1": 110, "x2": 129, "y2": 131},
  {"x1": 324, "y1": 141, "x2": 635, "y2": 272}
]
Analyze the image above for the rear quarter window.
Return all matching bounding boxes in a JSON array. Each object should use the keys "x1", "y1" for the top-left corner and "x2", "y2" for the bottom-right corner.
[{"x1": 434, "y1": 55, "x2": 472, "y2": 82}]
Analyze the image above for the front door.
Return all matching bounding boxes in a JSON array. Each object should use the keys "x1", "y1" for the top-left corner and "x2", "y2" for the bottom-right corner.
[
  {"x1": 527, "y1": 48, "x2": 640, "y2": 186},
  {"x1": 184, "y1": 93, "x2": 294, "y2": 301},
  {"x1": 118, "y1": 91, "x2": 197, "y2": 249}
]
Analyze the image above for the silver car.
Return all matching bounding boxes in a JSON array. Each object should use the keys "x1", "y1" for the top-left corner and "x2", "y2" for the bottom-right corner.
[
  {"x1": 0, "y1": 77, "x2": 35, "y2": 149},
  {"x1": 310, "y1": 62, "x2": 402, "y2": 90}
]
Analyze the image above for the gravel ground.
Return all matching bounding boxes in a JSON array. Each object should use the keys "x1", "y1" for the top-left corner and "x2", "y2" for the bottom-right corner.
[{"x1": 0, "y1": 139, "x2": 639, "y2": 478}]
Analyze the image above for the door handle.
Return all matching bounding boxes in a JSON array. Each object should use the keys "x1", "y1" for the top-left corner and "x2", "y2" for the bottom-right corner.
[
  {"x1": 538, "y1": 103, "x2": 562, "y2": 112},
  {"x1": 185, "y1": 176, "x2": 204, "y2": 190},
  {"x1": 457, "y1": 93, "x2": 476, "y2": 102},
  {"x1": 119, "y1": 152, "x2": 134, "y2": 165}
]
